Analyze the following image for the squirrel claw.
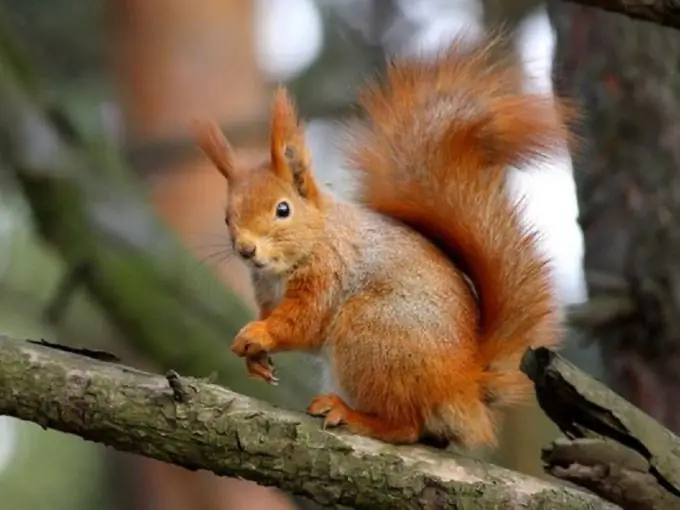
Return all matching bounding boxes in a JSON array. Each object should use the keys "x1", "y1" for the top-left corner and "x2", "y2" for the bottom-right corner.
[
  {"x1": 233, "y1": 321, "x2": 278, "y2": 384},
  {"x1": 307, "y1": 394, "x2": 349, "y2": 428},
  {"x1": 322, "y1": 409, "x2": 345, "y2": 429},
  {"x1": 245, "y1": 354, "x2": 278, "y2": 385}
]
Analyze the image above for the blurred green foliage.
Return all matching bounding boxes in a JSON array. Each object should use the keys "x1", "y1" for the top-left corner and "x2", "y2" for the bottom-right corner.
[
  {"x1": 0, "y1": 194, "x2": 111, "y2": 509},
  {"x1": 3, "y1": 0, "x2": 105, "y2": 83},
  {"x1": 0, "y1": 421, "x2": 112, "y2": 510},
  {"x1": 0, "y1": 4, "x2": 161, "y2": 509}
]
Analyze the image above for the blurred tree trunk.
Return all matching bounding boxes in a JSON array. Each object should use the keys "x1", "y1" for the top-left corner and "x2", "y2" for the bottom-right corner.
[
  {"x1": 108, "y1": 1, "x2": 296, "y2": 509},
  {"x1": 548, "y1": 2, "x2": 680, "y2": 433},
  {"x1": 111, "y1": 0, "x2": 265, "y2": 305}
]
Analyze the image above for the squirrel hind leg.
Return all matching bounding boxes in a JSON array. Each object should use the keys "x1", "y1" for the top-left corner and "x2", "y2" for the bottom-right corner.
[{"x1": 307, "y1": 393, "x2": 421, "y2": 444}]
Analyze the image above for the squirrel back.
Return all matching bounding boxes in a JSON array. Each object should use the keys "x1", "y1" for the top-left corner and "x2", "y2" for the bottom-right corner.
[{"x1": 345, "y1": 33, "x2": 572, "y2": 406}]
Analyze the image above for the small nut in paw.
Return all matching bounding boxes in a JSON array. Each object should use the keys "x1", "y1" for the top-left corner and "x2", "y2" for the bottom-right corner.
[
  {"x1": 246, "y1": 354, "x2": 279, "y2": 385},
  {"x1": 231, "y1": 321, "x2": 277, "y2": 385}
]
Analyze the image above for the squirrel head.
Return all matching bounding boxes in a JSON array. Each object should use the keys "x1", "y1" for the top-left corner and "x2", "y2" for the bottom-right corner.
[{"x1": 194, "y1": 87, "x2": 324, "y2": 276}]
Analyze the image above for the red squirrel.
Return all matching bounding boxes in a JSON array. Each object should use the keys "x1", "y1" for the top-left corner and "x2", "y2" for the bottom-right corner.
[{"x1": 194, "y1": 33, "x2": 573, "y2": 449}]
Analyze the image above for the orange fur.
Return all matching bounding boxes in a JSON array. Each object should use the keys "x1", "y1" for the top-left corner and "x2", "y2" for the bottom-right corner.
[
  {"x1": 193, "y1": 119, "x2": 237, "y2": 180},
  {"x1": 269, "y1": 86, "x2": 320, "y2": 202},
  {"x1": 194, "y1": 33, "x2": 571, "y2": 449}
]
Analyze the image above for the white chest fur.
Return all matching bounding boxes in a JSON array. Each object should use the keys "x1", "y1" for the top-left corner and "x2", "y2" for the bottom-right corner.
[{"x1": 251, "y1": 270, "x2": 286, "y2": 313}]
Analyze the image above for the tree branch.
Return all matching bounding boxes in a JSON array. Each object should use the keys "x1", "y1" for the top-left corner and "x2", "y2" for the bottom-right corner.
[
  {"x1": 0, "y1": 335, "x2": 612, "y2": 509},
  {"x1": 565, "y1": 0, "x2": 680, "y2": 29},
  {"x1": 522, "y1": 347, "x2": 680, "y2": 509}
]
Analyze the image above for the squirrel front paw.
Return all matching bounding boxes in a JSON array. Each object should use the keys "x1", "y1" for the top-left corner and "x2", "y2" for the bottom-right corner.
[
  {"x1": 232, "y1": 320, "x2": 274, "y2": 357},
  {"x1": 232, "y1": 321, "x2": 278, "y2": 385}
]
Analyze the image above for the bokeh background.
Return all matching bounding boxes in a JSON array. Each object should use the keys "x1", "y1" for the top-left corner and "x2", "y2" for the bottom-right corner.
[{"x1": 1, "y1": 0, "x2": 678, "y2": 509}]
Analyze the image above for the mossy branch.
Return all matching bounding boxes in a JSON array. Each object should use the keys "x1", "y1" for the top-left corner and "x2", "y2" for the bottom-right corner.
[{"x1": 0, "y1": 336, "x2": 612, "y2": 510}]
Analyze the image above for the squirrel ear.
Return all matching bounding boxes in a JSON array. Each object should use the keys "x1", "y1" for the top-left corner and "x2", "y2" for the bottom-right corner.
[
  {"x1": 193, "y1": 119, "x2": 237, "y2": 181},
  {"x1": 270, "y1": 86, "x2": 319, "y2": 201}
]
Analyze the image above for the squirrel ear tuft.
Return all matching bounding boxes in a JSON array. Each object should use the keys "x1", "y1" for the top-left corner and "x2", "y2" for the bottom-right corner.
[
  {"x1": 270, "y1": 86, "x2": 319, "y2": 201},
  {"x1": 193, "y1": 119, "x2": 236, "y2": 181}
]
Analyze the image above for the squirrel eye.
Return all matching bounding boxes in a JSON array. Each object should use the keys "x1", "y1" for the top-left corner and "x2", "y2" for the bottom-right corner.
[{"x1": 275, "y1": 201, "x2": 291, "y2": 219}]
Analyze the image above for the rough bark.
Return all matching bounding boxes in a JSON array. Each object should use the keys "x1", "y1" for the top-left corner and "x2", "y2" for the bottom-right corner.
[
  {"x1": 522, "y1": 348, "x2": 680, "y2": 509},
  {"x1": 564, "y1": 0, "x2": 680, "y2": 28},
  {"x1": 0, "y1": 336, "x2": 612, "y2": 510}
]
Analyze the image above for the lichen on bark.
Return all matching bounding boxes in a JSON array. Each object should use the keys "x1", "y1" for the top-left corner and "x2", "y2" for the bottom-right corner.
[{"x1": 0, "y1": 336, "x2": 612, "y2": 510}]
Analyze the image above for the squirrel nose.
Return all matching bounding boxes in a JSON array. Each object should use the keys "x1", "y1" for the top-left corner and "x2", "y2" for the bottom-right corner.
[{"x1": 237, "y1": 243, "x2": 257, "y2": 259}]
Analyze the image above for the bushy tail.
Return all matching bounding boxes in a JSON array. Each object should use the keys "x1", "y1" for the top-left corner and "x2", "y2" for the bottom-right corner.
[{"x1": 346, "y1": 33, "x2": 575, "y2": 406}]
